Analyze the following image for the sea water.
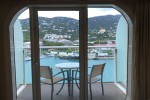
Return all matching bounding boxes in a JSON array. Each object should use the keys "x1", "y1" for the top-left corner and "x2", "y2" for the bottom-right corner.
[{"x1": 25, "y1": 57, "x2": 114, "y2": 84}]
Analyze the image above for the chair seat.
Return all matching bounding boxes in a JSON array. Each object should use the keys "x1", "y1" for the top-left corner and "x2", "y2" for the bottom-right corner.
[{"x1": 41, "y1": 76, "x2": 64, "y2": 84}]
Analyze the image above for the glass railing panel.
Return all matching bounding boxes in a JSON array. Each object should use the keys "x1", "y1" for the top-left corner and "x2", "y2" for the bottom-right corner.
[{"x1": 87, "y1": 47, "x2": 115, "y2": 82}]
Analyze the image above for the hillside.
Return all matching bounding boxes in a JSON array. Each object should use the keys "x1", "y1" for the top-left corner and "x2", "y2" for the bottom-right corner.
[{"x1": 20, "y1": 15, "x2": 121, "y2": 42}]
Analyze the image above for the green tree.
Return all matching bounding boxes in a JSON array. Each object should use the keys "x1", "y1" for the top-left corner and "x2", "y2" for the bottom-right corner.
[
  {"x1": 43, "y1": 40, "x2": 64, "y2": 46},
  {"x1": 23, "y1": 31, "x2": 30, "y2": 42}
]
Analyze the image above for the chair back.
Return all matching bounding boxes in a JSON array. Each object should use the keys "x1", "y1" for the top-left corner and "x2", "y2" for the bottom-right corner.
[
  {"x1": 90, "y1": 63, "x2": 106, "y2": 78},
  {"x1": 40, "y1": 66, "x2": 52, "y2": 79}
]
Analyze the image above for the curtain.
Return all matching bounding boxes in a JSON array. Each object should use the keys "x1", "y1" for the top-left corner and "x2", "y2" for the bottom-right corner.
[{"x1": 132, "y1": 1, "x2": 150, "y2": 100}]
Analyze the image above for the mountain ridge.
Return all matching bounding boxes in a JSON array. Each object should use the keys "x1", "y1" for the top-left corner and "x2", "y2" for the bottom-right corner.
[{"x1": 20, "y1": 14, "x2": 121, "y2": 42}]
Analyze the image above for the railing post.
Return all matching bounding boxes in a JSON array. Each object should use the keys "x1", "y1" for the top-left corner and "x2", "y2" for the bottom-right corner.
[
  {"x1": 40, "y1": 47, "x2": 42, "y2": 55},
  {"x1": 114, "y1": 48, "x2": 117, "y2": 84},
  {"x1": 23, "y1": 49, "x2": 26, "y2": 85}
]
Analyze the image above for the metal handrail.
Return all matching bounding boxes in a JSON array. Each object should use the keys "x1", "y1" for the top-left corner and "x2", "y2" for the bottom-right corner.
[{"x1": 23, "y1": 46, "x2": 116, "y2": 49}]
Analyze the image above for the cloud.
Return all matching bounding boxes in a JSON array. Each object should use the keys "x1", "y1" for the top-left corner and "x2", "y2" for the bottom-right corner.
[
  {"x1": 18, "y1": 8, "x2": 120, "y2": 19},
  {"x1": 38, "y1": 11, "x2": 79, "y2": 19},
  {"x1": 88, "y1": 8, "x2": 120, "y2": 18},
  {"x1": 18, "y1": 9, "x2": 29, "y2": 19}
]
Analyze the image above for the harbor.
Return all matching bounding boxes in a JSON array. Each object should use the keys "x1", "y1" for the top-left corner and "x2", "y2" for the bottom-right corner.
[{"x1": 24, "y1": 45, "x2": 115, "y2": 60}]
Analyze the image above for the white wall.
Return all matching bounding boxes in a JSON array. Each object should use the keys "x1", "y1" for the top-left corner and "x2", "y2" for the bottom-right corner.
[
  {"x1": 14, "y1": 19, "x2": 24, "y2": 87},
  {"x1": 116, "y1": 16, "x2": 128, "y2": 85}
]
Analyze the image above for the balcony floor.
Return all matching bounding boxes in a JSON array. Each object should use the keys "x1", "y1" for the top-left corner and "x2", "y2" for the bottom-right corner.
[{"x1": 17, "y1": 83, "x2": 126, "y2": 100}]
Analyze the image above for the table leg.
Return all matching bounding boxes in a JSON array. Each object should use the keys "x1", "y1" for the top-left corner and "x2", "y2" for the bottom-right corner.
[
  {"x1": 65, "y1": 69, "x2": 70, "y2": 96},
  {"x1": 68, "y1": 69, "x2": 74, "y2": 96},
  {"x1": 72, "y1": 69, "x2": 74, "y2": 97},
  {"x1": 68, "y1": 69, "x2": 71, "y2": 96}
]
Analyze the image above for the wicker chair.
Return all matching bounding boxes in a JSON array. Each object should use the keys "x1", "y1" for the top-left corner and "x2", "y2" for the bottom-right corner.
[
  {"x1": 40, "y1": 66, "x2": 69, "y2": 100},
  {"x1": 72, "y1": 63, "x2": 106, "y2": 100}
]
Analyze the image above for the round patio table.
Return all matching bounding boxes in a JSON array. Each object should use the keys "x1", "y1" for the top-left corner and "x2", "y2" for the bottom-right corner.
[
  {"x1": 55, "y1": 62, "x2": 79, "y2": 96},
  {"x1": 55, "y1": 62, "x2": 79, "y2": 69}
]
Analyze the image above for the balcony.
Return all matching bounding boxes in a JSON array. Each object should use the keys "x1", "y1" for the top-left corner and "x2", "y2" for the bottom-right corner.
[
  {"x1": 14, "y1": 9, "x2": 128, "y2": 100},
  {"x1": 16, "y1": 46, "x2": 126, "y2": 100},
  {"x1": 17, "y1": 83, "x2": 126, "y2": 100}
]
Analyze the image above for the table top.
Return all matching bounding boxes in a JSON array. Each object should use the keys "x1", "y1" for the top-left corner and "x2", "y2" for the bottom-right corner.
[{"x1": 55, "y1": 62, "x2": 79, "y2": 69}]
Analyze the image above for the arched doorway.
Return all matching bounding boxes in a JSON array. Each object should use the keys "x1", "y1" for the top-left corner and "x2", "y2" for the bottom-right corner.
[{"x1": 9, "y1": 4, "x2": 133, "y2": 100}]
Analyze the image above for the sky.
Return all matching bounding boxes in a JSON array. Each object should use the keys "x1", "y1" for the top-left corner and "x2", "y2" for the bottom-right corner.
[{"x1": 18, "y1": 8, "x2": 120, "y2": 20}]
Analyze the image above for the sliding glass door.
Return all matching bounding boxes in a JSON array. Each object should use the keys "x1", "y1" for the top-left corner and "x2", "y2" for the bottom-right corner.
[
  {"x1": 87, "y1": 7, "x2": 127, "y2": 100},
  {"x1": 28, "y1": 6, "x2": 128, "y2": 100},
  {"x1": 37, "y1": 10, "x2": 80, "y2": 100},
  {"x1": 30, "y1": 7, "x2": 88, "y2": 100}
]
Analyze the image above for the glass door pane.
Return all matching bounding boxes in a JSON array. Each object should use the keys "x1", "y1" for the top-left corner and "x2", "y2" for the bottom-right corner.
[
  {"x1": 88, "y1": 7, "x2": 126, "y2": 100},
  {"x1": 37, "y1": 10, "x2": 80, "y2": 100}
]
